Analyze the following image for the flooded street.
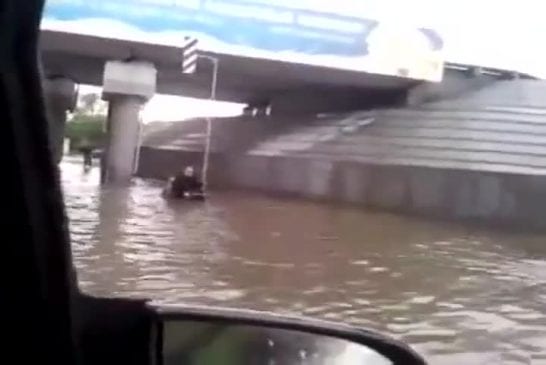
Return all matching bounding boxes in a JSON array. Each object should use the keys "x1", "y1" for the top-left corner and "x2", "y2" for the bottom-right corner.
[{"x1": 62, "y1": 159, "x2": 546, "y2": 364}]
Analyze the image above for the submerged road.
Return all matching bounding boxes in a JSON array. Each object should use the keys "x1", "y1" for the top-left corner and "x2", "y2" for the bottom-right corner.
[{"x1": 62, "y1": 158, "x2": 546, "y2": 364}]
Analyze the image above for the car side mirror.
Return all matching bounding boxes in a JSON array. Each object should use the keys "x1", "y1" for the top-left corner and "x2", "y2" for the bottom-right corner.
[{"x1": 150, "y1": 304, "x2": 426, "y2": 365}]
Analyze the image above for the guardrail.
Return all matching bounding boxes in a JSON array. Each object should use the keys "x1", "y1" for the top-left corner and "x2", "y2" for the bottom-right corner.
[{"x1": 445, "y1": 62, "x2": 538, "y2": 80}]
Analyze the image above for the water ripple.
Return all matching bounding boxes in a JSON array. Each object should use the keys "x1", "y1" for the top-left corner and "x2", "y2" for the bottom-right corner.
[{"x1": 61, "y1": 159, "x2": 546, "y2": 364}]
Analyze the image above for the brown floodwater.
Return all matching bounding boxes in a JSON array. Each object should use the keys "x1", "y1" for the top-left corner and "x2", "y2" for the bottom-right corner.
[{"x1": 62, "y1": 158, "x2": 546, "y2": 364}]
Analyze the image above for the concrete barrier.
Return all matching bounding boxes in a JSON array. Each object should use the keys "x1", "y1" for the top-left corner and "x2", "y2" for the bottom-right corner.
[{"x1": 138, "y1": 146, "x2": 546, "y2": 230}]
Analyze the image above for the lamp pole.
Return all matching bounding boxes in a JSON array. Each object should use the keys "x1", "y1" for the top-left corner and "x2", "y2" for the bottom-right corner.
[{"x1": 199, "y1": 55, "x2": 219, "y2": 191}]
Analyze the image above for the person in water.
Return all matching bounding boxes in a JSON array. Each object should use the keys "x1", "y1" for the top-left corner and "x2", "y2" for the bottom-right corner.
[
  {"x1": 164, "y1": 166, "x2": 204, "y2": 199},
  {"x1": 78, "y1": 139, "x2": 93, "y2": 169}
]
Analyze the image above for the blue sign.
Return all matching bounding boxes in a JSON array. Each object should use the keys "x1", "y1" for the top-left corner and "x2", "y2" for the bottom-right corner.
[{"x1": 43, "y1": 0, "x2": 445, "y2": 81}]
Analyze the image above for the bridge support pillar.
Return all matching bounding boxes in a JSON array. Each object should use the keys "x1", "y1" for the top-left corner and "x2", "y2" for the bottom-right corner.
[
  {"x1": 101, "y1": 61, "x2": 156, "y2": 183},
  {"x1": 102, "y1": 96, "x2": 143, "y2": 183},
  {"x1": 43, "y1": 76, "x2": 77, "y2": 164}
]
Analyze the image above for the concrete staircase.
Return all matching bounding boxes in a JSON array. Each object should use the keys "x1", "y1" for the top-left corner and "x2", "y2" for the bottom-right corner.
[
  {"x1": 143, "y1": 115, "x2": 316, "y2": 153},
  {"x1": 143, "y1": 80, "x2": 546, "y2": 174},
  {"x1": 245, "y1": 80, "x2": 546, "y2": 175},
  {"x1": 139, "y1": 80, "x2": 546, "y2": 228},
  {"x1": 143, "y1": 81, "x2": 546, "y2": 176}
]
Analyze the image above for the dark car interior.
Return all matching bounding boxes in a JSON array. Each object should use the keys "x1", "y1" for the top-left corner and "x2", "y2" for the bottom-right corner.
[{"x1": 2, "y1": 1, "x2": 152, "y2": 364}]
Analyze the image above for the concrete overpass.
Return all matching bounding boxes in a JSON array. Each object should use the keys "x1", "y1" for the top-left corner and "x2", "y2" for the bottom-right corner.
[
  {"x1": 38, "y1": 29, "x2": 418, "y2": 182},
  {"x1": 40, "y1": 30, "x2": 530, "y2": 111},
  {"x1": 40, "y1": 30, "x2": 418, "y2": 110},
  {"x1": 40, "y1": 29, "x2": 531, "y2": 183}
]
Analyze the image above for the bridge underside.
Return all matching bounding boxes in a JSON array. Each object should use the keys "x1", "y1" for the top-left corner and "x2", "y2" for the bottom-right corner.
[{"x1": 39, "y1": 30, "x2": 416, "y2": 106}]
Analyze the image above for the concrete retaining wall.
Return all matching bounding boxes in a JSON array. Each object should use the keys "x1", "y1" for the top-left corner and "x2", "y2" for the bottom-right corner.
[
  {"x1": 138, "y1": 146, "x2": 546, "y2": 230},
  {"x1": 139, "y1": 79, "x2": 546, "y2": 230}
]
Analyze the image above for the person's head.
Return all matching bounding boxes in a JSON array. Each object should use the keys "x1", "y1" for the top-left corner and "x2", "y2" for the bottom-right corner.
[{"x1": 183, "y1": 166, "x2": 194, "y2": 177}]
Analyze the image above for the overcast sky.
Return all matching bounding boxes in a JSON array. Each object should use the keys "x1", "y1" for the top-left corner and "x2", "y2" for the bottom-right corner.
[{"x1": 419, "y1": 0, "x2": 545, "y2": 76}]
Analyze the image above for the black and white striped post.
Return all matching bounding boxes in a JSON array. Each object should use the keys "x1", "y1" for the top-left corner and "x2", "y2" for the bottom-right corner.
[
  {"x1": 181, "y1": 36, "x2": 219, "y2": 191},
  {"x1": 181, "y1": 36, "x2": 198, "y2": 74}
]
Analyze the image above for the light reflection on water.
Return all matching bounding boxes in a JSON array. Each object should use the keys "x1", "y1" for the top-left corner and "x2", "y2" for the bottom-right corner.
[{"x1": 62, "y1": 159, "x2": 546, "y2": 364}]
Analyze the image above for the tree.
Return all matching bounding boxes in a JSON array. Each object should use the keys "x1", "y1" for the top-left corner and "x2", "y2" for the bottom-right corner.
[{"x1": 66, "y1": 92, "x2": 107, "y2": 151}]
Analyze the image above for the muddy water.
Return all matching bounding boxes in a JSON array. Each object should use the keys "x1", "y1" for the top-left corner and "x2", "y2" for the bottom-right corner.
[{"x1": 62, "y1": 159, "x2": 546, "y2": 364}]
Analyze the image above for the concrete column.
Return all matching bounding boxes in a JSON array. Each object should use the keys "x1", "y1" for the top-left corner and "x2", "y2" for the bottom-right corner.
[
  {"x1": 43, "y1": 76, "x2": 77, "y2": 164},
  {"x1": 102, "y1": 96, "x2": 143, "y2": 182},
  {"x1": 101, "y1": 60, "x2": 156, "y2": 183}
]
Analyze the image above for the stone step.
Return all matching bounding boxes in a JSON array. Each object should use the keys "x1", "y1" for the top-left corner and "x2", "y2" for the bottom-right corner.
[
  {"x1": 308, "y1": 143, "x2": 546, "y2": 168},
  {"x1": 358, "y1": 126, "x2": 546, "y2": 145},
  {"x1": 285, "y1": 151, "x2": 546, "y2": 175},
  {"x1": 251, "y1": 137, "x2": 546, "y2": 168},
  {"x1": 250, "y1": 123, "x2": 546, "y2": 146},
  {"x1": 426, "y1": 80, "x2": 546, "y2": 109},
  {"x1": 253, "y1": 135, "x2": 546, "y2": 157},
  {"x1": 378, "y1": 108, "x2": 546, "y2": 124}
]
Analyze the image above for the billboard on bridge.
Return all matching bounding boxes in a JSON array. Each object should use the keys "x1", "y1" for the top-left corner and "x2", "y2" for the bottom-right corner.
[{"x1": 42, "y1": 0, "x2": 445, "y2": 81}]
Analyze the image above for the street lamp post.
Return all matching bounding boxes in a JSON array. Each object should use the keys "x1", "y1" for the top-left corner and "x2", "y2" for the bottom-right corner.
[{"x1": 199, "y1": 55, "x2": 219, "y2": 191}]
